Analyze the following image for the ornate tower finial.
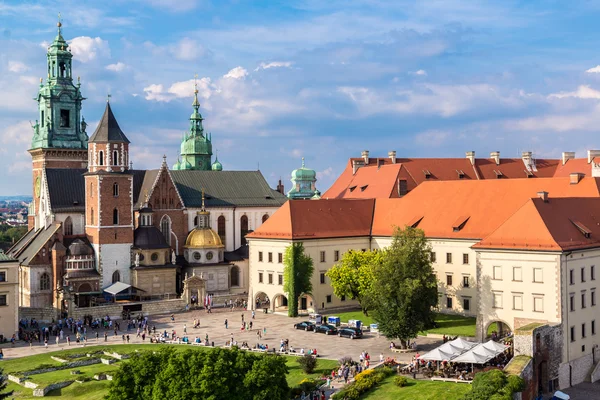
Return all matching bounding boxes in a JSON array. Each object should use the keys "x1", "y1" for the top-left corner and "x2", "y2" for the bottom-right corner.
[
  {"x1": 192, "y1": 73, "x2": 200, "y2": 109},
  {"x1": 57, "y1": 12, "x2": 62, "y2": 34},
  {"x1": 201, "y1": 187, "x2": 205, "y2": 210},
  {"x1": 302, "y1": 157, "x2": 305, "y2": 168},
  {"x1": 107, "y1": 93, "x2": 111, "y2": 103}
]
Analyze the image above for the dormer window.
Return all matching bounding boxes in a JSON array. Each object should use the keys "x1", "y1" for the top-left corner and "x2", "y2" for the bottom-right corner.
[
  {"x1": 452, "y1": 216, "x2": 470, "y2": 232},
  {"x1": 494, "y1": 170, "x2": 503, "y2": 178},
  {"x1": 456, "y1": 170, "x2": 465, "y2": 179},
  {"x1": 525, "y1": 169, "x2": 534, "y2": 178},
  {"x1": 571, "y1": 220, "x2": 592, "y2": 239},
  {"x1": 423, "y1": 169, "x2": 431, "y2": 179},
  {"x1": 349, "y1": 185, "x2": 357, "y2": 192},
  {"x1": 360, "y1": 185, "x2": 368, "y2": 192}
]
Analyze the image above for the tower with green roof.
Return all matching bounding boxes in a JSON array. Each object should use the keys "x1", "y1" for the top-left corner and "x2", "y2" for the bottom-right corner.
[
  {"x1": 172, "y1": 79, "x2": 218, "y2": 171},
  {"x1": 287, "y1": 158, "x2": 320, "y2": 200}
]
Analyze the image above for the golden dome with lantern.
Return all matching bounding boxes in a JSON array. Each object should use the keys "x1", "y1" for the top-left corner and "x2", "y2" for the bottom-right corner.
[{"x1": 184, "y1": 189, "x2": 224, "y2": 250}]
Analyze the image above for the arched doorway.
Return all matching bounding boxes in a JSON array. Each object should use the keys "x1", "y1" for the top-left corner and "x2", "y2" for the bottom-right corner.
[
  {"x1": 76, "y1": 283, "x2": 93, "y2": 307},
  {"x1": 272, "y1": 293, "x2": 288, "y2": 312},
  {"x1": 485, "y1": 320, "x2": 513, "y2": 340},
  {"x1": 299, "y1": 293, "x2": 316, "y2": 313},
  {"x1": 254, "y1": 292, "x2": 269, "y2": 310}
]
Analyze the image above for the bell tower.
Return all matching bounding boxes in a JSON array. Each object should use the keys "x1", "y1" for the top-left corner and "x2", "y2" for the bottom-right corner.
[
  {"x1": 85, "y1": 101, "x2": 133, "y2": 288},
  {"x1": 28, "y1": 17, "x2": 89, "y2": 228}
]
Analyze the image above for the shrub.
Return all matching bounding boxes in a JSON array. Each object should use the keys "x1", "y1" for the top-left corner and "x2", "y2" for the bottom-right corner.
[
  {"x1": 298, "y1": 378, "x2": 321, "y2": 393},
  {"x1": 297, "y1": 354, "x2": 318, "y2": 374},
  {"x1": 338, "y1": 356, "x2": 353, "y2": 366},
  {"x1": 332, "y1": 367, "x2": 394, "y2": 400},
  {"x1": 394, "y1": 376, "x2": 408, "y2": 387},
  {"x1": 463, "y1": 370, "x2": 525, "y2": 400}
]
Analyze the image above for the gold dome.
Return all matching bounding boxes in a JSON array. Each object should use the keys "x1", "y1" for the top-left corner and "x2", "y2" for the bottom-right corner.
[{"x1": 185, "y1": 228, "x2": 224, "y2": 248}]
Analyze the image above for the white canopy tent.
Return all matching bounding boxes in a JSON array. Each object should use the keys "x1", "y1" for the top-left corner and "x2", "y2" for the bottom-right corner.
[
  {"x1": 420, "y1": 337, "x2": 478, "y2": 361},
  {"x1": 452, "y1": 340, "x2": 509, "y2": 365}
]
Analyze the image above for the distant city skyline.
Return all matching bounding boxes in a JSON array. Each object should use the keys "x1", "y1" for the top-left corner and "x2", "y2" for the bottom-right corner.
[{"x1": 2, "y1": 0, "x2": 600, "y2": 195}]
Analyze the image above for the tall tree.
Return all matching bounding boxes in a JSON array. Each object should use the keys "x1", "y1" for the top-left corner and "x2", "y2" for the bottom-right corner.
[
  {"x1": 283, "y1": 242, "x2": 314, "y2": 317},
  {"x1": 369, "y1": 226, "x2": 438, "y2": 348},
  {"x1": 0, "y1": 368, "x2": 13, "y2": 400},
  {"x1": 326, "y1": 250, "x2": 382, "y2": 315}
]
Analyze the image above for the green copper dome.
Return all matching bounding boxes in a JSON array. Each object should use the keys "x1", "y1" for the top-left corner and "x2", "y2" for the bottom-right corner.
[
  {"x1": 287, "y1": 158, "x2": 319, "y2": 200},
  {"x1": 211, "y1": 156, "x2": 223, "y2": 171},
  {"x1": 291, "y1": 158, "x2": 316, "y2": 180},
  {"x1": 172, "y1": 158, "x2": 181, "y2": 171}
]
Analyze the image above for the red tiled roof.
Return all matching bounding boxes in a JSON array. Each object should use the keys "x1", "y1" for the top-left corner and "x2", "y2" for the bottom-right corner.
[
  {"x1": 553, "y1": 158, "x2": 593, "y2": 177},
  {"x1": 474, "y1": 158, "x2": 559, "y2": 179},
  {"x1": 247, "y1": 198, "x2": 375, "y2": 240},
  {"x1": 475, "y1": 197, "x2": 600, "y2": 251}
]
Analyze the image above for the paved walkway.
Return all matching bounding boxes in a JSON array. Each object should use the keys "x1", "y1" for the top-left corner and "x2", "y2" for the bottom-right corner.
[{"x1": 4, "y1": 308, "x2": 442, "y2": 363}]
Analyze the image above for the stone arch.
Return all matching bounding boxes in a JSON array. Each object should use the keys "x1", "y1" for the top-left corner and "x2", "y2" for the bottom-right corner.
[
  {"x1": 63, "y1": 216, "x2": 73, "y2": 236},
  {"x1": 78, "y1": 283, "x2": 92, "y2": 292},
  {"x1": 262, "y1": 214, "x2": 269, "y2": 223},
  {"x1": 230, "y1": 265, "x2": 240, "y2": 287},
  {"x1": 483, "y1": 319, "x2": 513, "y2": 341},
  {"x1": 300, "y1": 292, "x2": 316, "y2": 313},
  {"x1": 240, "y1": 215, "x2": 249, "y2": 246},
  {"x1": 112, "y1": 270, "x2": 121, "y2": 283},
  {"x1": 272, "y1": 293, "x2": 288, "y2": 311},
  {"x1": 254, "y1": 292, "x2": 270, "y2": 309}
]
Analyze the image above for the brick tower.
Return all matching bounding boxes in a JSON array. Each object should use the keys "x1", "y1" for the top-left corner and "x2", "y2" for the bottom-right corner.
[
  {"x1": 84, "y1": 101, "x2": 133, "y2": 288},
  {"x1": 28, "y1": 20, "x2": 89, "y2": 229}
]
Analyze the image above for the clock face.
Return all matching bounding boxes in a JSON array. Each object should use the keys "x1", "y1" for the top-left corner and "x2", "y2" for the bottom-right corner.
[{"x1": 35, "y1": 177, "x2": 41, "y2": 198}]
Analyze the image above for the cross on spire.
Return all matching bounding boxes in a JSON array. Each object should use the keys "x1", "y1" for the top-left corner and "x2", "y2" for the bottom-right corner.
[
  {"x1": 57, "y1": 12, "x2": 62, "y2": 34},
  {"x1": 201, "y1": 187, "x2": 206, "y2": 210},
  {"x1": 107, "y1": 93, "x2": 111, "y2": 103}
]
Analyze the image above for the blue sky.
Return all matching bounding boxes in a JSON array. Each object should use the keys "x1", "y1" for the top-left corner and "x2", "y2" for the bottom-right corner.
[{"x1": 2, "y1": 0, "x2": 600, "y2": 195}]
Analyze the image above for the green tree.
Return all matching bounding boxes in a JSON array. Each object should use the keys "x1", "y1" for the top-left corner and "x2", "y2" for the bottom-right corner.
[
  {"x1": 462, "y1": 369, "x2": 524, "y2": 400},
  {"x1": 243, "y1": 354, "x2": 290, "y2": 400},
  {"x1": 369, "y1": 226, "x2": 438, "y2": 348},
  {"x1": 0, "y1": 367, "x2": 13, "y2": 399},
  {"x1": 326, "y1": 250, "x2": 382, "y2": 315},
  {"x1": 283, "y1": 242, "x2": 314, "y2": 317}
]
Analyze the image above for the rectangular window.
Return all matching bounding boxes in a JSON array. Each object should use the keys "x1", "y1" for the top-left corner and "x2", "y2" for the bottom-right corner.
[
  {"x1": 493, "y1": 266, "x2": 502, "y2": 280},
  {"x1": 592, "y1": 265, "x2": 596, "y2": 281},
  {"x1": 513, "y1": 267, "x2": 522, "y2": 282},
  {"x1": 570, "y1": 269, "x2": 575, "y2": 285},
  {"x1": 462, "y1": 254, "x2": 469, "y2": 264},
  {"x1": 533, "y1": 268, "x2": 543, "y2": 283},
  {"x1": 320, "y1": 273, "x2": 325, "y2": 284},
  {"x1": 278, "y1": 253, "x2": 283, "y2": 263},
  {"x1": 582, "y1": 267, "x2": 586, "y2": 283},
  {"x1": 570, "y1": 326, "x2": 576, "y2": 342},
  {"x1": 258, "y1": 272, "x2": 263, "y2": 283},
  {"x1": 258, "y1": 252, "x2": 263, "y2": 262},
  {"x1": 592, "y1": 320, "x2": 596, "y2": 335},
  {"x1": 570, "y1": 294, "x2": 575, "y2": 311},
  {"x1": 334, "y1": 250, "x2": 340, "y2": 262},
  {"x1": 446, "y1": 253, "x2": 452, "y2": 264},
  {"x1": 446, "y1": 297, "x2": 453, "y2": 308},
  {"x1": 463, "y1": 276, "x2": 470, "y2": 288},
  {"x1": 446, "y1": 275, "x2": 453, "y2": 286},
  {"x1": 59, "y1": 109, "x2": 70, "y2": 128},
  {"x1": 320, "y1": 251, "x2": 326, "y2": 263},
  {"x1": 513, "y1": 294, "x2": 523, "y2": 310},
  {"x1": 582, "y1": 293, "x2": 586, "y2": 309},
  {"x1": 0, "y1": 272, "x2": 6, "y2": 282},
  {"x1": 268, "y1": 274, "x2": 273, "y2": 284},
  {"x1": 0, "y1": 295, "x2": 6, "y2": 306},
  {"x1": 592, "y1": 291, "x2": 596, "y2": 306},
  {"x1": 431, "y1": 252, "x2": 436, "y2": 262},
  {"x1": 268, "y1": 252, "x2": 273, "y2": 263},
  {"x1": 582, "y1": 323, "x2": 586, "y2": 338},
  {"x1": 493, "y1": 292, "x2": 503, "y2": 309},
  {"x1": 326, "y1": 295, "x2": 332, "y2": 303},
  {"x1": 463, "y1": 298, "x2": 470, "y2": 311},
  {"x1": 341, "y1": 295, "x2": 346, "y2": 301},
  {"x1": 278, "y1": 275, "x2": 283, "y2": 285},
  {"x1": 534, "y1": 296, "x2": 544, "y2": 312}
]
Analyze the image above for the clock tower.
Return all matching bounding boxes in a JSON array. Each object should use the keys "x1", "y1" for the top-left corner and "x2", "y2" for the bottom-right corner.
[{"x1": 28, "y1": 19, "x2": 89, "y2": 228}]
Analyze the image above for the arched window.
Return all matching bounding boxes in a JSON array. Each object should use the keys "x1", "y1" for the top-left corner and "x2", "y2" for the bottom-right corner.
[
  {"x1": 231, "y1": 266, "x2": 240, "y2": 287},
  {"x1": 240, "y1": 215, "x2": 249, "y2": 246},
  {"x1": 218, "y1": 216, "x2": 226, "y2": 246},
  {"x1": 160, "y1": 215, "x2": 171, "y2": 245},
  {"x1": 112, "y1": 270, "x2": 120, "y2": 284},
  {"x1": 40, "y1": 273, "x2": 50, "y2": 291},
  {"x1": 113, "y1": 150, "x2": 118, "y2": 166},
  {"x1": 63, "y1": 216, "x2": 73, "y2": 236},
  {"x1": 262, "y1": 214, "x2": 269, "y2": 223},
  {"x1": 113, "y1": 208, "x2": 119, "y2": 225},
  {"x1": 193, "y1": 216, "x2": 198, "y2": 227},
  {"x1": 91, "y1": 208, "x2": 94, "y2": 224},
  {"x1": 59, "y1": 62, "x2": 66, "y2": 77},
  {"x1": 99, "y1": 151, "x2": 104, "y2": 166},
  {"x1": 113, "y1": 182, "x2": 119, "y2": 197}
]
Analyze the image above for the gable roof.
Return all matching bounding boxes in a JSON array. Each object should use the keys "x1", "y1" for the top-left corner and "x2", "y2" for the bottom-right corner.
[
  {"x1": 248, "y1": 198, "x2": 375, "y2": 240},
  {"x1": 323, "y1": 155, "x2": 561, "y2": 200},
  {"x1": 8, "y1": 223, "x2": 61, "y2": 266},
  {"x1": 170, "y1": 170, "x2": 287, "y2": 208},
  {"x1": 371, "y1": 177, "x2": 600, "y2": 239},
  {"x1": 89, "y1": 103, "x2": 130, "y2": 143},
  {"x1": 475, "y1": 197, "x2": 600, "y2": 251},
  {"x1": 46, "y1": 168, "x2": 87, "y2": 212},
  {"x1": 553, "y1": 158, "x2": 593, "y2": 177}
]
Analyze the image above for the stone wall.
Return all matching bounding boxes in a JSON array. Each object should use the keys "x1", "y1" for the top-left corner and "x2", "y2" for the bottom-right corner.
[
  {"x1": 19, "y1": 306, "x2": 57, "y2": 322},
  {"x1": 70, "y1": 298, "x2": 186, "y2": 320},
  {"x1": 33, "y1": 380, "x2": 73, "y2": 397},
  {"x1": 505, "y1": 356, "x2": 533, "y2": 400},
  {"x1": 591, "y1": 357, "x2": 600, "y2": 383}
]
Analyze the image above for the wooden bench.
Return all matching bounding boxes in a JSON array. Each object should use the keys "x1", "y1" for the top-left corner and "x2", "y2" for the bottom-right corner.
[{"x1": 430, "y1": 377, "x2": 472, "y2": 384}]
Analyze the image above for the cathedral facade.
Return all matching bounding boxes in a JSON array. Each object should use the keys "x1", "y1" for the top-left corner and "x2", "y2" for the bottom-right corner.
[{"x1": 9, "y1": 23, "x2": 287, "y2": 312}]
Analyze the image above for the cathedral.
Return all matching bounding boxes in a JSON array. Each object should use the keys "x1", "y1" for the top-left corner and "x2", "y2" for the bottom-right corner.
[{"x1": 8, "y1": 22, "x2": 287, "y2": 312}]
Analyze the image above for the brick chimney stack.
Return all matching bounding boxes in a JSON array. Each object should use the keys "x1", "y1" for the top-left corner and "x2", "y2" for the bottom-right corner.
[{"x1": 276, "y1": 179, "x2": 285, "y2": 195}]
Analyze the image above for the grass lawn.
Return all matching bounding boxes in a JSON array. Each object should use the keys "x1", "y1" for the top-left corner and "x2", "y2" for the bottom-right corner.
[
  {"x1": 335, "y1": 311, "x2": 478, "y2": 337},
  {"x1": 361, "y1": 376, "x2": 472, "y2": 400},
  {"x1": 1, "y1": 344, "x2": 339, "y2": 398}
]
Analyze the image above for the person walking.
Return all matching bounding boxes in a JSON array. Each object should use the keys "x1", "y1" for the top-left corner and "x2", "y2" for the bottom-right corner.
[
  {"x1": 183, "y1": 324, "x2": 187, "y2": 334},
  {"x1": 224, "y1": 319, "x2": 228, "y2": 329},
  {"x1": 55, "y1": 336, "x2": 59, "y2": 346},
  {"x1": 251, "y1": 310, "x2": 255, "y2": 319},
  {"x1": 104, "y1": 332, "x2": 108, "y2": 342}
]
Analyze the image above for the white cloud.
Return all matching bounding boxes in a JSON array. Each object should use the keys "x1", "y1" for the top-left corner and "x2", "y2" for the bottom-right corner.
[
  {"x1": 19, "y1": 76, "x2": 38, "y2": 85},
  {"x1": 586, "y1": 65, "x2": 600, "y2": 73},
  {"x1": 316, "y1": 167, "x2": 334, "y2": 180},
  {"x1": 171, "y1": 37, "x2": 209, "y2": 61},
  {"x1": 106, "y1": 62, "x2": 126, "y2": 72},
  {"x1": 549, "y1": 85, "x2": 600, "y2": 100},
  {"x1": 224, "y1": 66, "x2": 248, "y2": 79},
  {"x1": 255, "y1": 61, "x2": 293, "y2": 71},
  {"x1": 412, "y1": 69, "x2": 427, "y2": 76},
  {"x1": 143, "y1": 77, "x2": 213, "y2": 102},
  {"x1": 414, "y1": 129, "x2": 450, "y2": 146},
  {"x1": 68, "y1": 36, "x2": 110, "y2": 63},
  {"x1": 8, "y1": 61, "x2": 29, "y2": 73}
]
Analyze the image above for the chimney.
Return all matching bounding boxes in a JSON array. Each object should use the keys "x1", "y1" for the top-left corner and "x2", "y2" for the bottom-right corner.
[
  {"x1": 522, "y1": 151, "x2": 532, "y2": 164},
  {"x1": 276, "y1": 179, "x2": 285, "y2": 195},
  {"x1": 537, "y1": 191, "x2": 548, "y2": 202},
  {"x1": 490, "y1": 151, "x2": 500, "y2": 166},
  {"x1": 562, "y1": 152, "x2": 575, "y2": 165},
  {"x1": 388, "y1": 151, "x2": 397, "y2": 164},
  {"x1": 587, "y1": 150, "x2": 600, "y2": 164},
  {"x1": 361, "y1": 150, "x2": 369, "y2": 164},
  {"x1": 570, "y1": 172, "x2": 584, "y2": 184},
  {"x1": 466, "y1": 151, "x2": 476, "y2": 166},
  {"x1": 352, "y1": 159, "x2": 364, "y2": 175}
]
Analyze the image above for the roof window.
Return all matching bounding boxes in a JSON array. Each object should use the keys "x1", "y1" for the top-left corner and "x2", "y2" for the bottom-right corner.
[
  {"x1": 360, "y1": 185, "x2": 368, "y2": 192},
  {"x1": 407, "y1": 216, "x2": 424, "y2": 228},
  {"x1": 493, "y1": 170, "x2": 503, "y2": 178},
  {"x1": 525, "y1": 169, "x2": 534, "y2": 178},
  {"x1": 423, "y1": 169, "x2": 431, "y2": 179},
  {"x1": 571, "y1": 220, "x2": 592, "y2": 239},
  {"x1": 456, "y1": 170, "x2": 465, "y2": 179},
  {"x1": 452, "y1": 216, "x2": 470, "y2": 232},
  {"x1": 349, "y1": 186, "x2": 357, "y2": 192}
]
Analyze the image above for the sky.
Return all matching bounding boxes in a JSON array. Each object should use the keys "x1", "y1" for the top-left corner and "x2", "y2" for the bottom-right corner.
[{"x1": 2, "y1": 0, "x2": 600, "y2": 195}]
